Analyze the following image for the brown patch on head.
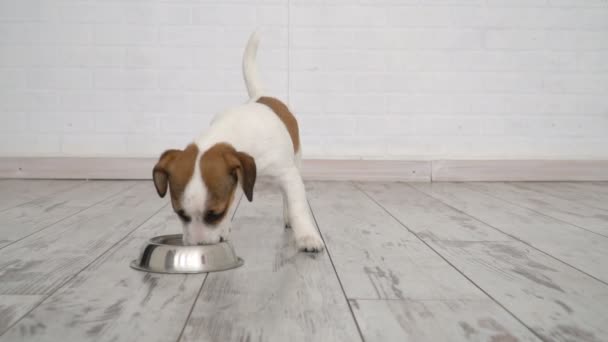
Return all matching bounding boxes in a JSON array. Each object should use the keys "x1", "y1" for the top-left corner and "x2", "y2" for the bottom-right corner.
[
  {"x1": 200, "y1": 143, "x2": 257, "y2": 223},
  {"x1": 153, "y1": 142, "x2": 256, "y2": 225},
  {"x1": 257, "y1": 96, "x2": 300, "y2": 152},
  {"x1": 152, "y1": 144, "x2": 199, "y2": 212}
]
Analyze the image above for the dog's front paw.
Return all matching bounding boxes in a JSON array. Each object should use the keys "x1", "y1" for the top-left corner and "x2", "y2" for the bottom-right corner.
[{"x1": 296, "y1": 234, "x2": 325, "y2": 253}]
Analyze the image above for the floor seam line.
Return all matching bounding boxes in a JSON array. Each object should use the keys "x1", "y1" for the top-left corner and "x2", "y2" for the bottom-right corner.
[
  {"x1": 175, "y1": 274, "x2": 208, "y2": 342},
  {"x1": 307, "y1": 181, "x2": 366, "y2": 342},
  {"x1": 348, "y1": 297, "x2": 494, "y2": 302}
]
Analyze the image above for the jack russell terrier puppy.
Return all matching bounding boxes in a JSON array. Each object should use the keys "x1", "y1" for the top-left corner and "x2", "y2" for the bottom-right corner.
[{"x1": 152, "y1": 31, "x2": 324, "y2": 252}]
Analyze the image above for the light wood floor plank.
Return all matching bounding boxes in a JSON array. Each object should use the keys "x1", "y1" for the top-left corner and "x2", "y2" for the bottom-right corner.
[
  {"x1": 0, "y1": 181, "x2": 134, "y2": 249},
  {"x1": 180, "y1": 184, "x2": 361, "y2": 342},
  {"x1": 515, "y1": 182, "x2": 608, "y2": 211},
  {"x1": 0, "y1": 206, "x2": 209, "y2": 342},
  {"x1": 350, "y1": 299, "x2": 539, "y2": 342},
  {"x1": 360, "y1": 182, "x2": 608, "y2": 341},
  {"x1": 584, "y1": 182, "x2": 608, "y2": 195},
  {"x1": 568, "y1": 182, "x2": 608, "y2": 198},
  {"x1": 0, "y1": 295, "x2": 44, "y2": 335},
  {"x1": 306, "y1": 181, "x2": 486, "y2": 300},
  {"x1": 414, "y1": 182, "x2": 608, "y2": 284},
  {"x1": 468, "y1": 182, "x2": 608, "y2": 237},
  {"x1": 0, "y1": 180, "x2": 84, "y2": 212},
  {"x1": 0, "y1": 182, "x2": 165, "y2": 296}
]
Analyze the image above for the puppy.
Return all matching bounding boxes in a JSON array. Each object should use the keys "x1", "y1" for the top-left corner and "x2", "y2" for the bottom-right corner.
[{"x1": 152, "y1": 31, "x2": 324, "y2": 252}]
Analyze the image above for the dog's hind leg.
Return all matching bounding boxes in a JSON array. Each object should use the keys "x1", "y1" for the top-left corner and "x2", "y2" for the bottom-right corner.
[
  {"x1": 282, "y1": 149, "x2": 303, "y2": 229},
  {"x1": 279, "y1": 167, "x2": 324, "y2": 252}
]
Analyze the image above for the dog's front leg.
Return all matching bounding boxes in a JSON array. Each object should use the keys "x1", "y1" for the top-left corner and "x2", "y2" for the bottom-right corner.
[{"x1": 280, "y1": 168, "x2": 324, "y2": 252}]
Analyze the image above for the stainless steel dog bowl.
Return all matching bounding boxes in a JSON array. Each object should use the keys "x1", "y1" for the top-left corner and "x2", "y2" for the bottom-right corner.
[{"x1": 130, "y1": 234, "x2": 244, "y2": 274}]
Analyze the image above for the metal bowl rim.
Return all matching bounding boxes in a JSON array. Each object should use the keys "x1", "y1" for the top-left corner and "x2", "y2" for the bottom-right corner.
[
  {"x1": 129, "y1": 257, "x2": 244, "y2": 274},
  {"x1": 145, "y1": 234, "x2": 235, "y2": 249},
  {"x1": 130, "y1": 234, "x2": 244, "y2": 274}
]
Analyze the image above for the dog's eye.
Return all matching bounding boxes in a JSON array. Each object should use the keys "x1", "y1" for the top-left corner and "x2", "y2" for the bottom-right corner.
[
  {"x1": 176, "y1": 209, "x2": 191, "y2": 223},
  {"x1": 203, "y1": 210, "x2": 225, "y2": 225}
]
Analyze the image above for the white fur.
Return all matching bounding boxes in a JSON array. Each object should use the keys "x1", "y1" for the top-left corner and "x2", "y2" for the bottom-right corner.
[
  {"x1": 181, "y1": 152, "x2": 228, "y2": 245},
  {"x1": 242, "y1": 29, "x2": 262, "y2": 100},
  {"x1": 179, "y1": 31, "x2": 324, "y2": 252}
]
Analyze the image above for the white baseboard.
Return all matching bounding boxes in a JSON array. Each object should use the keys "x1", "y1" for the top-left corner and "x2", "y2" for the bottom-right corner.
[
  {"x1": 0, "y1": 157, "x2": 431, "y2": 181},
  {"x1": 0, "y1": 157, "x2": 607, "y2": 181},
  {"x1": 431, "y1": 160, "x2": 608, "y2": 182},
  {"x1": 301, "y1": 159, "x2": 431, "y2": 181},
  {"x1": 0, "y1": 157, "x2": 154, "y2": 180}
]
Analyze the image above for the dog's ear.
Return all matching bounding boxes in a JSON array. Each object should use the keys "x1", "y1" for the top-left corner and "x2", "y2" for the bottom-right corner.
[
  {"x1": 152, "y1": 149, "x2": 181, "y2": 197},
  {"x1": 226, "y1": 151, "x2": 256, "y2": 202}
]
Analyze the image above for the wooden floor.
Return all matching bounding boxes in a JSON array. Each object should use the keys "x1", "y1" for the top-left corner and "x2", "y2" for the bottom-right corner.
[{"x1": 1, "y1": 180, "x2": 608, "y2": 342}]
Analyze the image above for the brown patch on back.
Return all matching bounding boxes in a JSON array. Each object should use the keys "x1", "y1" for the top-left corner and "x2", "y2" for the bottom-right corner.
[
  {"x1": 257, "y1": 96, "x2": 300, "y2": 152},
  {"x1": 152, "y1": 144, "x2": 199, "y2": 211}
]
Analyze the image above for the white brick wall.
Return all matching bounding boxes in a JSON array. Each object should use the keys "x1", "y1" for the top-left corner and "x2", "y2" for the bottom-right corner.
[
  {"x1": 288, "y1": 0, "x2": 608, "y2": 159},
  {"x1": 1, "y1": 0, "x2": 607, "y2": 160}
]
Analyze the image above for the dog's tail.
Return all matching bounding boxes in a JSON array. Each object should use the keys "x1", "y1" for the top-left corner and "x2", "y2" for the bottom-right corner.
[{"x1": 243, "y1": 30, "x2": 262, "y2": 100}]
